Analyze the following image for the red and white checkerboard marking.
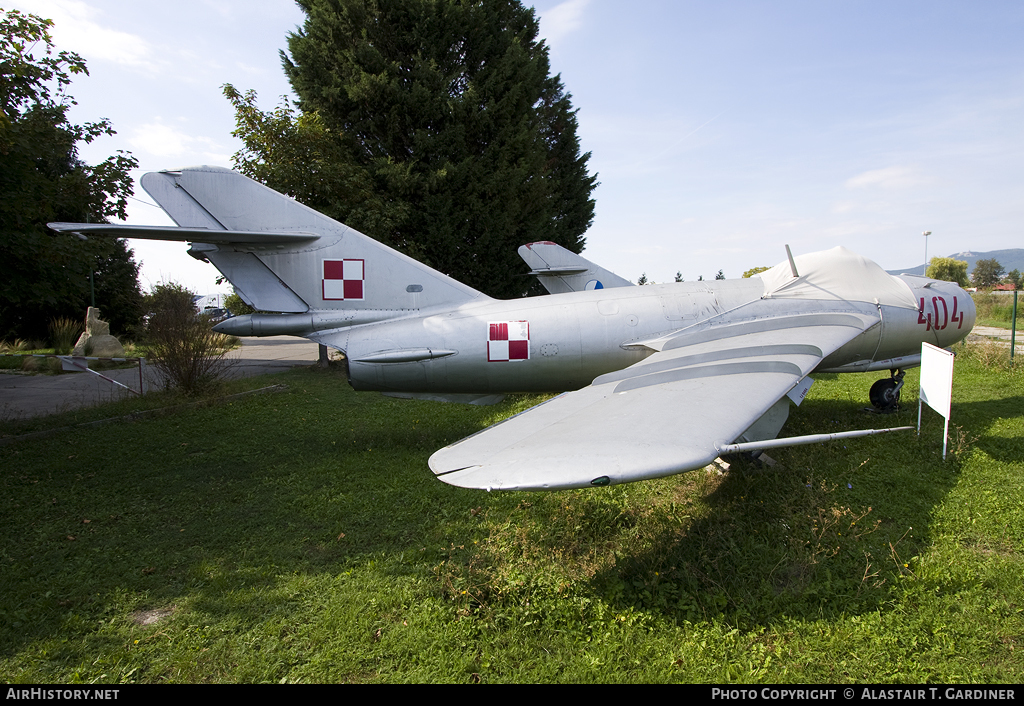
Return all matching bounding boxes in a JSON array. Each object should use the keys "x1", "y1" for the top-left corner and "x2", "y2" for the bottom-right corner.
[
  {"x1": 488, "y1": 321, "x2": 529, "y2": 361},
  {"x1": 323, "y1": 259, "x2": 364, "y2": 301}
]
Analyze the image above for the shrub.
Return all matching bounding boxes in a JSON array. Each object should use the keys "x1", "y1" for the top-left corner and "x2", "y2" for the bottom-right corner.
[
  {"x1": 958, "y1": 339, "x2": 1016, "y2": 371},
  {"x1": 0, "y1": 339, "x2": 37, "y2": 352},
  {"x1": 224, "y1": 290, "x2": 255, "y2": 316},
  {"x1": 48, "y1": 317, "x2": 83, "y2": 355},
  {"x1": 145, "y1": 283, "x2": 234, "y2": 395},
  {"x1": 971, "y1": 292, "x2": 1023, "y2": 325}
]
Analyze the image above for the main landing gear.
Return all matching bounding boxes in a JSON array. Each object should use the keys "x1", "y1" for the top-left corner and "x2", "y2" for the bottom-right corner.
[{"x1": 869, "y1": 368, "x2": 905, "y2": 413}]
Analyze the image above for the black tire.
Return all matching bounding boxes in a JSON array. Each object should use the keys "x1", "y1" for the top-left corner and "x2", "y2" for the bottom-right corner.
[{"x1": 869, "y1": 378, "x2": 900, "y2": 411}]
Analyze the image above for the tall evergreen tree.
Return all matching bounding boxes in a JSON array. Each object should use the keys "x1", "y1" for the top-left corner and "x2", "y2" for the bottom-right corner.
[
  {"x1": 0, "y1": 10, "x2": 141, "y2": 341},
  {"x1": 272, "y1": 0, "x2": 596, "y2": 298}
]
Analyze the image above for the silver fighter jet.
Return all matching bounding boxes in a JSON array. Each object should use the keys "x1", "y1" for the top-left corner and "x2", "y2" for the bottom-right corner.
[{"x1": 50, "y1": 166, "x2": 976, "y2": 491}]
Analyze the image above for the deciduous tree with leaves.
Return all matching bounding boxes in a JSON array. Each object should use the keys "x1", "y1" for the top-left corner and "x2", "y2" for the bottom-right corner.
[
  {"x1": 0, "y1": 10, "x2": 141, "y2": 341},
  {"x1": 971, "y1": 258, "x2": 1005, "y2": 290},
  {"x1": 223, "y1": 85, "x2": 407, "y2": 245},
  {"x1": 926, "y1": 257, "x2": 969, "y2": 287}
]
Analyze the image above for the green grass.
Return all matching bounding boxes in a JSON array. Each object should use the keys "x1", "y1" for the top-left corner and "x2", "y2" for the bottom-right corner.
[
  {"x1": 973, "y1": 292, "x2": 1022, "y2": 330},
  {"x1": 1, "y1": 352, "x2": 1021, "y2": 683}
]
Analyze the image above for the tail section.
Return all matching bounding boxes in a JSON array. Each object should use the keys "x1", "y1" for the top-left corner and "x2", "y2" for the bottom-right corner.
[
  {"x1": 51, "y1": 166, "x2": 488, "y2": 334},
  {"x1": 518, "y1": 241, "x2": 634, "y2": 294}
]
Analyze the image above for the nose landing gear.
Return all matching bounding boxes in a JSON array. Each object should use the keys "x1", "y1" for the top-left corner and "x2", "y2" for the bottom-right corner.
[{"x1": 869, "y1": 368, "x2": 906, "y2": 412}]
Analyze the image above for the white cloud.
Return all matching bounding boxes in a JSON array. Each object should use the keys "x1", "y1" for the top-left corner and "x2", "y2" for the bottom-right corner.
[
  {"x1": 846, "y1": 166, "x2": 927, "y2": 190},
  {"x1": 233, "y1": 61, "x2": 266, "y2": 77},
  {"x1": 14, "y1": 0, "x2": 162, "y2": 73},
  {"x1": 539, "y1": 0, "x2": 591, "y2": 43},
  {"x1": 128, "y1": 120, "x2": 230, "y2": 165}
]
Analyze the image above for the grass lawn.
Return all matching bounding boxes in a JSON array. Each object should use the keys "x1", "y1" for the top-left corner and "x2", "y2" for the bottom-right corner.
[
  {"x1": 973, "y1": 291, "x2": 1021, "y2": 330},
  {"x1": 1, "y1": 346, "x2": 1021, "y2": 683}
]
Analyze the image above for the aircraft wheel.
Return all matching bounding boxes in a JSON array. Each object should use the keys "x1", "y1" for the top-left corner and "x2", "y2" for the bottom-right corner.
[{"x1": 869, "y1": 378, "x2": 900, "y2": 411}]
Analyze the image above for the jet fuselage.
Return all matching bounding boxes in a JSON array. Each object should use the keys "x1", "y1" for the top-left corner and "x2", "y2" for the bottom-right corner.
[{"x1": 330, "y1": 274, "x2": 974, "y2": 395}]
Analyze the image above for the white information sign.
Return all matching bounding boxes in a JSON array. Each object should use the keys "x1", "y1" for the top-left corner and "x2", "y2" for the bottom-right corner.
[{"x1": 918, "y1": 342, "x2": 955, "y2": 459}]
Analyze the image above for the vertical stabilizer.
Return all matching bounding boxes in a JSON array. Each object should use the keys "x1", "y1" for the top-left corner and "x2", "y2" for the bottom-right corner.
[{"x1": 140, "y1": 167, "x2": 487, "y2": 320}]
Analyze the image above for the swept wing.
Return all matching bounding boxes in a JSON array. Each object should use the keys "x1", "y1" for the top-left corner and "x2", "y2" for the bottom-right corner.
[{"x1": 429, "y1": 306, "x2": 879, "y2": 491}]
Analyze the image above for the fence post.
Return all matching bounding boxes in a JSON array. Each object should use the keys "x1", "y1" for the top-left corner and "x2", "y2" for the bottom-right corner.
[{"x1": 1012, "y1": 289, "x2": 1018, "y2": 363}]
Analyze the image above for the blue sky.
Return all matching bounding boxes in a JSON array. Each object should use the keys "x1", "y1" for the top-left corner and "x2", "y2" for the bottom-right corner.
[{"x1": 14, "y1": 0, "x2": 1024, "y2": 292}]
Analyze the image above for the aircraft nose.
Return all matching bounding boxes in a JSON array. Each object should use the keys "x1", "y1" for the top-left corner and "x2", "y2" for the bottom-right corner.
[
  {"x1": 959, "y1": 287, "x2": 977, "y2": 332},
  {"x1": 933, "y1": 283, "x2": 975, "y2": 345}
]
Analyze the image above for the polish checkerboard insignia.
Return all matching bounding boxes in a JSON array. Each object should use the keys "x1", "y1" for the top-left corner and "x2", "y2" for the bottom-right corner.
[
  {"x1": 323, "y1": 259, "x2": 364, "y2": 301},
  {"x1": 488, "y1": 321, "x2": 529, "y2": 362}
]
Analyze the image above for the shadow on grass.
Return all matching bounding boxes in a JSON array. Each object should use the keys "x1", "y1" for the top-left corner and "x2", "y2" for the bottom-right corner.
[
  {"x1": 584, "y1": 376, "x2": 1023, "y2": 630},
  {"x1": 956, "y1": 395, "x2": 1024, "y2": 465},
  {"x1": 424, "y1": 388, "x2": 981, "y2": 634}
]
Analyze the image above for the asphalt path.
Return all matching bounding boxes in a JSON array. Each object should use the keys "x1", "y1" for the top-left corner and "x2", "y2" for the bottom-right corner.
[
  {"x1": 0, "y1": 336, "x2": 321, "y2": 421},
  {"x1": 969, "y1": 325, "x2": 1024, "y2": 354}
]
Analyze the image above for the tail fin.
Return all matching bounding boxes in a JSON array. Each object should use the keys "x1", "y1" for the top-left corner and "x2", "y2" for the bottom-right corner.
[
  {"x1": 518, "y1": 241, "x2": 634, "y2": 294},
  {"x1": 51, "y1": 166, "x2": 487, "y2": 331}
]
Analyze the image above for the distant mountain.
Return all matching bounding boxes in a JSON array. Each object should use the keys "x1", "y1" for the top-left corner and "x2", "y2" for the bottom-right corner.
[{"x1": 887, "y1": 248, "x2": 1024, "y2": 277}]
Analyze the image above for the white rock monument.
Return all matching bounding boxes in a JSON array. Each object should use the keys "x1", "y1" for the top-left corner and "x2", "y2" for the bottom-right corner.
[{"x1": 72, "y1": 307, "x2": 125, "y2": 357}]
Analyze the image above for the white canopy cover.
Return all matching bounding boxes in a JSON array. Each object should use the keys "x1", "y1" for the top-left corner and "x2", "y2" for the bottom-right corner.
[{"x1": 758, "y1": 246, "x2": 919, "y2": 310}]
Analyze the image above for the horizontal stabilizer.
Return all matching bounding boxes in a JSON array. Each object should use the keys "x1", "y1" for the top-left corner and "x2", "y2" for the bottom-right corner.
[
  {"x1": 518, "y1": 242, "x2": 634, "y2": 294},
  {"x1": 47, "y1": 222, "x2": 319, "y2": 245},
  {"x1": 527, "y1": 265, "x2": 589, "y2": 275}
]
